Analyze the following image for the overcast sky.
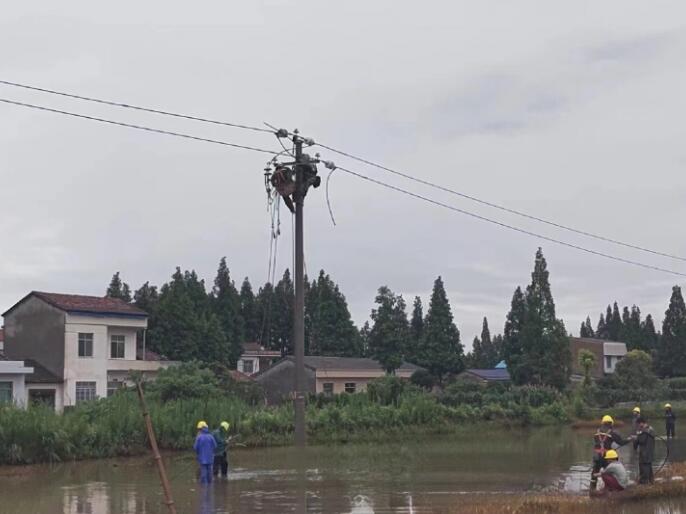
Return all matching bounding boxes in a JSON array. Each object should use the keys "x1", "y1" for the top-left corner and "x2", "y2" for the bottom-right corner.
[{"x1": 1, "y1": 2, "x2": 685, "y2": 348}]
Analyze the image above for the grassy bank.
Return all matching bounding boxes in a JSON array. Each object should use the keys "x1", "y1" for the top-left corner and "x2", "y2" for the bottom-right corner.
[{"x1": 0, "y1": 383, "x2": 570, "y2": 465}]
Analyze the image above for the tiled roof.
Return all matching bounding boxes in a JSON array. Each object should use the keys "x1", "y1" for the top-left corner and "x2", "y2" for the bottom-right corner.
[
  {"x1": 3, "y1": 292, "x2": 148, "y2": 317},
  {"x1": 23, "y1": 359, "x2": 63, "y2": 383},
  {"x1": 463, "y1": 368, "x2": 511, "y2": 381},
  {"x1": 570, "y1": 337, "x2": 627, "y2": 346},
  {"x1": 242, "y1": 341, "x2": 281, "y2": 356}
]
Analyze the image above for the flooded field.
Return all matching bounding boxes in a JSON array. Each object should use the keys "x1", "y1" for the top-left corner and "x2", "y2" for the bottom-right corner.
[{"x1": 1, "y1": 426, "x2": 685, "y2": 514}]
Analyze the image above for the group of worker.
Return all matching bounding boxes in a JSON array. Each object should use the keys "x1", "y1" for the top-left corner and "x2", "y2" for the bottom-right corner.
[
  {"x1": 193, "y1": 420, "x2": 232, "y2": 484},
  {"x1": 590, "y1": 403, "x2": 676, "y2": 494}
]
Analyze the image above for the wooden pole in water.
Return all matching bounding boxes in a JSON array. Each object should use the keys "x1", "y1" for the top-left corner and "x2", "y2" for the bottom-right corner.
[{"x1": 135, "y1": 381, "x2": 178, "y2": 514}]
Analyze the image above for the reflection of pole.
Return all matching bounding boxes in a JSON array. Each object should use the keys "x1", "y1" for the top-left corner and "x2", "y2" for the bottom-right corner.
[
  {"x1": 135, "y1": 381, "x2": 178, "y2": 514},
  {"x1": 293, "y1": 134, "x2": 307, "y2": 447}
]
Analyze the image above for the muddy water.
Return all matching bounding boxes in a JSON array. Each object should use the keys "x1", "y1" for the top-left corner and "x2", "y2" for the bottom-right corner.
[{"x1": 1, "y1": 427, "x2": 685, "y2": 514}]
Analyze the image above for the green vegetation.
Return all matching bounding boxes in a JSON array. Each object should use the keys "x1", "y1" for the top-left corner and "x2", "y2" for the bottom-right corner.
[{"x1": 0, "y1": 370, "x2": 571, "y2": 466}]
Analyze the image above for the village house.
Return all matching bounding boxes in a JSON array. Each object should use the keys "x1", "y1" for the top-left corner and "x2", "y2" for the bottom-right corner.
[
  {"x1": 2, "y1": 291, "x2": 174, "y2": 411},
  {"x1": 569, "y1": 337, "x2": 628, "y2": 379},
  {"x1": 0, "y1": 353, "x2": 33, "y2": 407},
  {"x1": 255, "y1": 356, "x2": 422, "y2": 404},
  {"x1": 236, "y1": 341, "x2": 281, "y2": 376}
]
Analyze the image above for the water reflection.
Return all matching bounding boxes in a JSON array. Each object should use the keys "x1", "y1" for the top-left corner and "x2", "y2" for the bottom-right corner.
[{"x1": 2, "y1": 428, "x2": 686, "y2": 514}]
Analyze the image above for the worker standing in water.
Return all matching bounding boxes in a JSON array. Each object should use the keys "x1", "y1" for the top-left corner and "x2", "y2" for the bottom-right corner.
[
  {"x1": 631, "y1": 406, "x2": 641, "y2": 434},
  {"x1": 213, "y1": 421, "x2": 231, "y2": 479},
  {"x1": 590, "y1": 415, "x2": 633, "y2": 491},
  {"x1": 665, "y1": 404, "x2": 677, "y2": 439},
  {"x1": 194, "y1": 421, "x2": 217, "y2": 485},
  {"x1": 634, "y1": 417, "x2": 656, "y2": 484}
]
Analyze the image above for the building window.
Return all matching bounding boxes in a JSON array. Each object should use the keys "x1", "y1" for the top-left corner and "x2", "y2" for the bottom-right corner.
[
  {"x1": 0, "y1": 382, "x2": 12, "y2": 404},
  {"x1": 344, "y1": 382, "x2": 356, "y2": 394},
  {"x1": 78, "y1": 333, "x2": 94, "y2": 358},
  {"x1": 323, "y1": 383, "x2": 334, "y2": 396},
  {"x1": 75, "y1": 381, "x2": 97, "y2": 403},
  {"x1": 242, "y1": 359, "x2": 254, "y2": 374},
  {"x1": 107, "y1": 381, "x2": 121, "y2": 397},
  {"x1": 605, "y1": 356, "x2": 612, "y2": 369},
  {"x1": 110, "y1": 335, "x2": 126, "y2": 359}
]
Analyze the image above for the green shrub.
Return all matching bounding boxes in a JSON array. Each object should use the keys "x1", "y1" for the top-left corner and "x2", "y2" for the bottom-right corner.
[
  {"x1": 367, "y1": 375, "x2": 406, "y2": 406},
  {"x1": 410, "y1": 370, "x2": 436, "y2": 390},
  {"x1": 148, "y1": 361, "x2": 220, "y2": 401}
]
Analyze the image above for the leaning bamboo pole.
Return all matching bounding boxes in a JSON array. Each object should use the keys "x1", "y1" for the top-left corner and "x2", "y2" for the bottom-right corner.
[{"x1": 135, "y1": 381, "x2": 178, "y2": 514}]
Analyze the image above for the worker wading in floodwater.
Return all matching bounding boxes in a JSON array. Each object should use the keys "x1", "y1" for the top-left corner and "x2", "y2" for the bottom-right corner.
[
  {"x1": 590, "y1": 415, "x2": 633, "y2": 492},
  {"x1": 213, "y1": 421, "x2": 230, "y2": 479},
  {"x1": 634, "y1": 417, "x2": 656, "y2": 484},
  {"x1": 194, "y1": 421, "x2": 217, "y2": 485},
  {"x1": 665, "y1": 404, "x2": 677, "y2": 439}
]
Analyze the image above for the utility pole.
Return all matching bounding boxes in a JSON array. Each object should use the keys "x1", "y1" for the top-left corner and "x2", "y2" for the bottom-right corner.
[
  {"x1": 267, "y1": 129, "x2": 324, "y2": 447},
  {"x1": 292, "y1": 132, "x2": 307, "y2": 446}
]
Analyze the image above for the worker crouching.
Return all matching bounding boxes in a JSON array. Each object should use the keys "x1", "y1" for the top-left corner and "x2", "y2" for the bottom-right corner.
[{"x1": 594, "y1": 449, "x2": 628, "y2": 493}]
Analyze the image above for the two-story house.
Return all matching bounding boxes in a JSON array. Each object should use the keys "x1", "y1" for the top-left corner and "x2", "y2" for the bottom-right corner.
[{"x1": 2, "y1": 291, "x2": 174, "y2": 411}]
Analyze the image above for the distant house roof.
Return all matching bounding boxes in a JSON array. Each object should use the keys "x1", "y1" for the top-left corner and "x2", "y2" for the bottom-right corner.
[
  {"x1": 23, "y1": 359, "x2": 63, "y2": 383},
  {"x1": 495, "y1": 360, "x2": 507, "y2": 369},
  {"x1": 299, "y1": 356, "x2": 421, "y2": 372},
  {"x1": 460, "y1": 368, "x2": 511, "y2": 382},
  {"x1": 242, "y1": 342, "x2": 281, "y2": 357},
  {"x1": 229, "y1": 369, "x2": 254, "y2": 382},
  {"x1": 3, "y1": 292, "x2": 148, "y2": 318}
]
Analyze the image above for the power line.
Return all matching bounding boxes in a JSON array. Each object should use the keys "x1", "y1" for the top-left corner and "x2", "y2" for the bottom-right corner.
[
  {"x1": 0, "y1": 98, "x2": 279, "y2": 155},
  {"x1": 0, "y1": 79, "x2": 273, "y2": 134},
  {"x1": 318, "y1": 143, "x2": 686, "y2": 263},
  {"x1": 336, "y1": 165, "x2": 686, "y2": 278}
]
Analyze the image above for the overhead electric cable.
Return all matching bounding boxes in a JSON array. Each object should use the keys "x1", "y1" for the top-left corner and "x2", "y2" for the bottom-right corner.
[
  {"x1": 336, "y1": 165, "x2": 686, "y2": 278},
  {"x1": 0, "y1": 79, "x2": 273, "y2": 134},
  {"x1": 318, "y1": 143, "x2": 686, "y2": 263},
  {"x1": 0, "y1": 98, "x2": 279, "y2": 155}
]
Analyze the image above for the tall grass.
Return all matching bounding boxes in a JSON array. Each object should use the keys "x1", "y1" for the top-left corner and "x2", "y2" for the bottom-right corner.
[{"x1": 0, "y1": 384, "x2": 569, "y2": 465}]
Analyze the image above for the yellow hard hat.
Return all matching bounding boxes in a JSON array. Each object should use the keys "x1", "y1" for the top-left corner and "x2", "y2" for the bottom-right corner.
[
  {"x1": 197, "y1": 420, "x2": 208, "y2": 429},
  {"x1": 605, "y1": 449, "x2": 619, "y2": 460},
  {"x1": 665, "y1": 403, "x2": 672, "y2": 409},
  {"x1": 601, "y1": 415, "x2": 614, "y2": 425},
  {"x1": 633, "y1": 406, "x2": 641, "y2": 413},
  {"x1": 220, "y1": 421, "x2": 230, "y2": 431}
]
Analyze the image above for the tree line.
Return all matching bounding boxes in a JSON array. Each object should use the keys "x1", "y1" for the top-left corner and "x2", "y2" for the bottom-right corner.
[{"x1": 105, "y1": 248, "x2": 686, "y2": 385}]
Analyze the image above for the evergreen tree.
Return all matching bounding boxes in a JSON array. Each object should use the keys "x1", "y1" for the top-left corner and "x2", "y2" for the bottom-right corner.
[
  {"x1": 480, "y1": 317, "x2": 498, "y2": 367},
  {"x1": 608, "y1": 302, "x2": 623, "y2": 340},
  {"x1": 580, "y1": 316, "x2": 595, "y2": 338},
  {"x1": 271, "y1": 270, "x2": 294, "y2": 355},
  {"x1": 621, "y1": 305, "x2": 644, "y2": 350},
  {"x1": 471, "y1": 336, "x2": 485, "y2": 368},
  {"x1": 406, "y1": 296, "x2": 424, "y2": 364},
  {"x1": 306, "y1": 270, "x2": 361, "y2": 357},
  {"x1": 503, "y1": 287, "x2": 527, "y2": 382},
  {"x1": 239, "y1": 278, "x2": 260, "y2": 342},
  {"x1": 492, "y1": 334, "x2": 504, "y2": 364},
  {"x1": 148, "y1": 267, "x2": 229, "y2": 363},
  {"x1": 210, "y1": 257, "x2": 245, "y2": 366},
  {"x1": 517, "y1": 248, "x2": 571, "y2": 389},
  {"x1": 359, "y1": 321, "x2": 371, "y2": 357},
  {"x1": 106, "y1": 272, "x2": 132, "y2": 302},
  {"x1": 417, "y1": 276, "x2": 464, "y2": 381},
  {"x1": 641, "y1": 314, "x2": 659, "y2": 351},
  {"x1": 134, "y1": 281, "x2": 159, "y2": 315},
  {"x1": 596, "y1": 313, "x2": 608, "y2": 339},
  {"x1": 368, "y1": 286, "x2": 409, "y2": 373},
  {"x1": 255, "y1": 282, "x2": 275, "y2": 347},
  {"x1": 656, "y1": 286, "x2": 686, "y2": 377}
]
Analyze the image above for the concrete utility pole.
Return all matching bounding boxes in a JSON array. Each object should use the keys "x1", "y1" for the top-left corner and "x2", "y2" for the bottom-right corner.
[
  {"x1": 268, "y1": 129, "x2": 324, "y2": 447},
  {"x1": 292, "y1": 132, "x2": 307, "y2": 446}
]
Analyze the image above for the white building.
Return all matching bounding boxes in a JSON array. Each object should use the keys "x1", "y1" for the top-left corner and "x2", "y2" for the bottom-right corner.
[
  {"x1": 602, "y1": 341, "x2": 628, "y2": 374},
  {"x1": 2, "y1": 291, "x2": 174, "y2": 411},
  {"x1": 236, "y1": 342, "x2": 281, "y2": 376},
  {"x1": 0, "y1": 357, "x2": 33, "y2": 407}
]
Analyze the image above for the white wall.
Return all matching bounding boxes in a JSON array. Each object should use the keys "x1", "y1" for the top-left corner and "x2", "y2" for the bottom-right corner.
[{"x1": 0, "y1": 373, "x2": 26, "y2": 407}]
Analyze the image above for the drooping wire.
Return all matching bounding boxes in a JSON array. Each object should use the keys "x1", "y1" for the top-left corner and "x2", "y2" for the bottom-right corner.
[
  {"x1": 335, "y1": 165, "x2": 686, "y2": 278},
  {"x1": 317, "y1": 142, "x2": 686, "y2": 263},
  {"x1": 0, "y1": 79, "x2": 273, "y2": 133},
  {"x1": 0, "y1": 98, "x2": 280, "y2": 155},
  {"x1": 325, "y1": 167, "x2": 337, "y2": 226}
]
